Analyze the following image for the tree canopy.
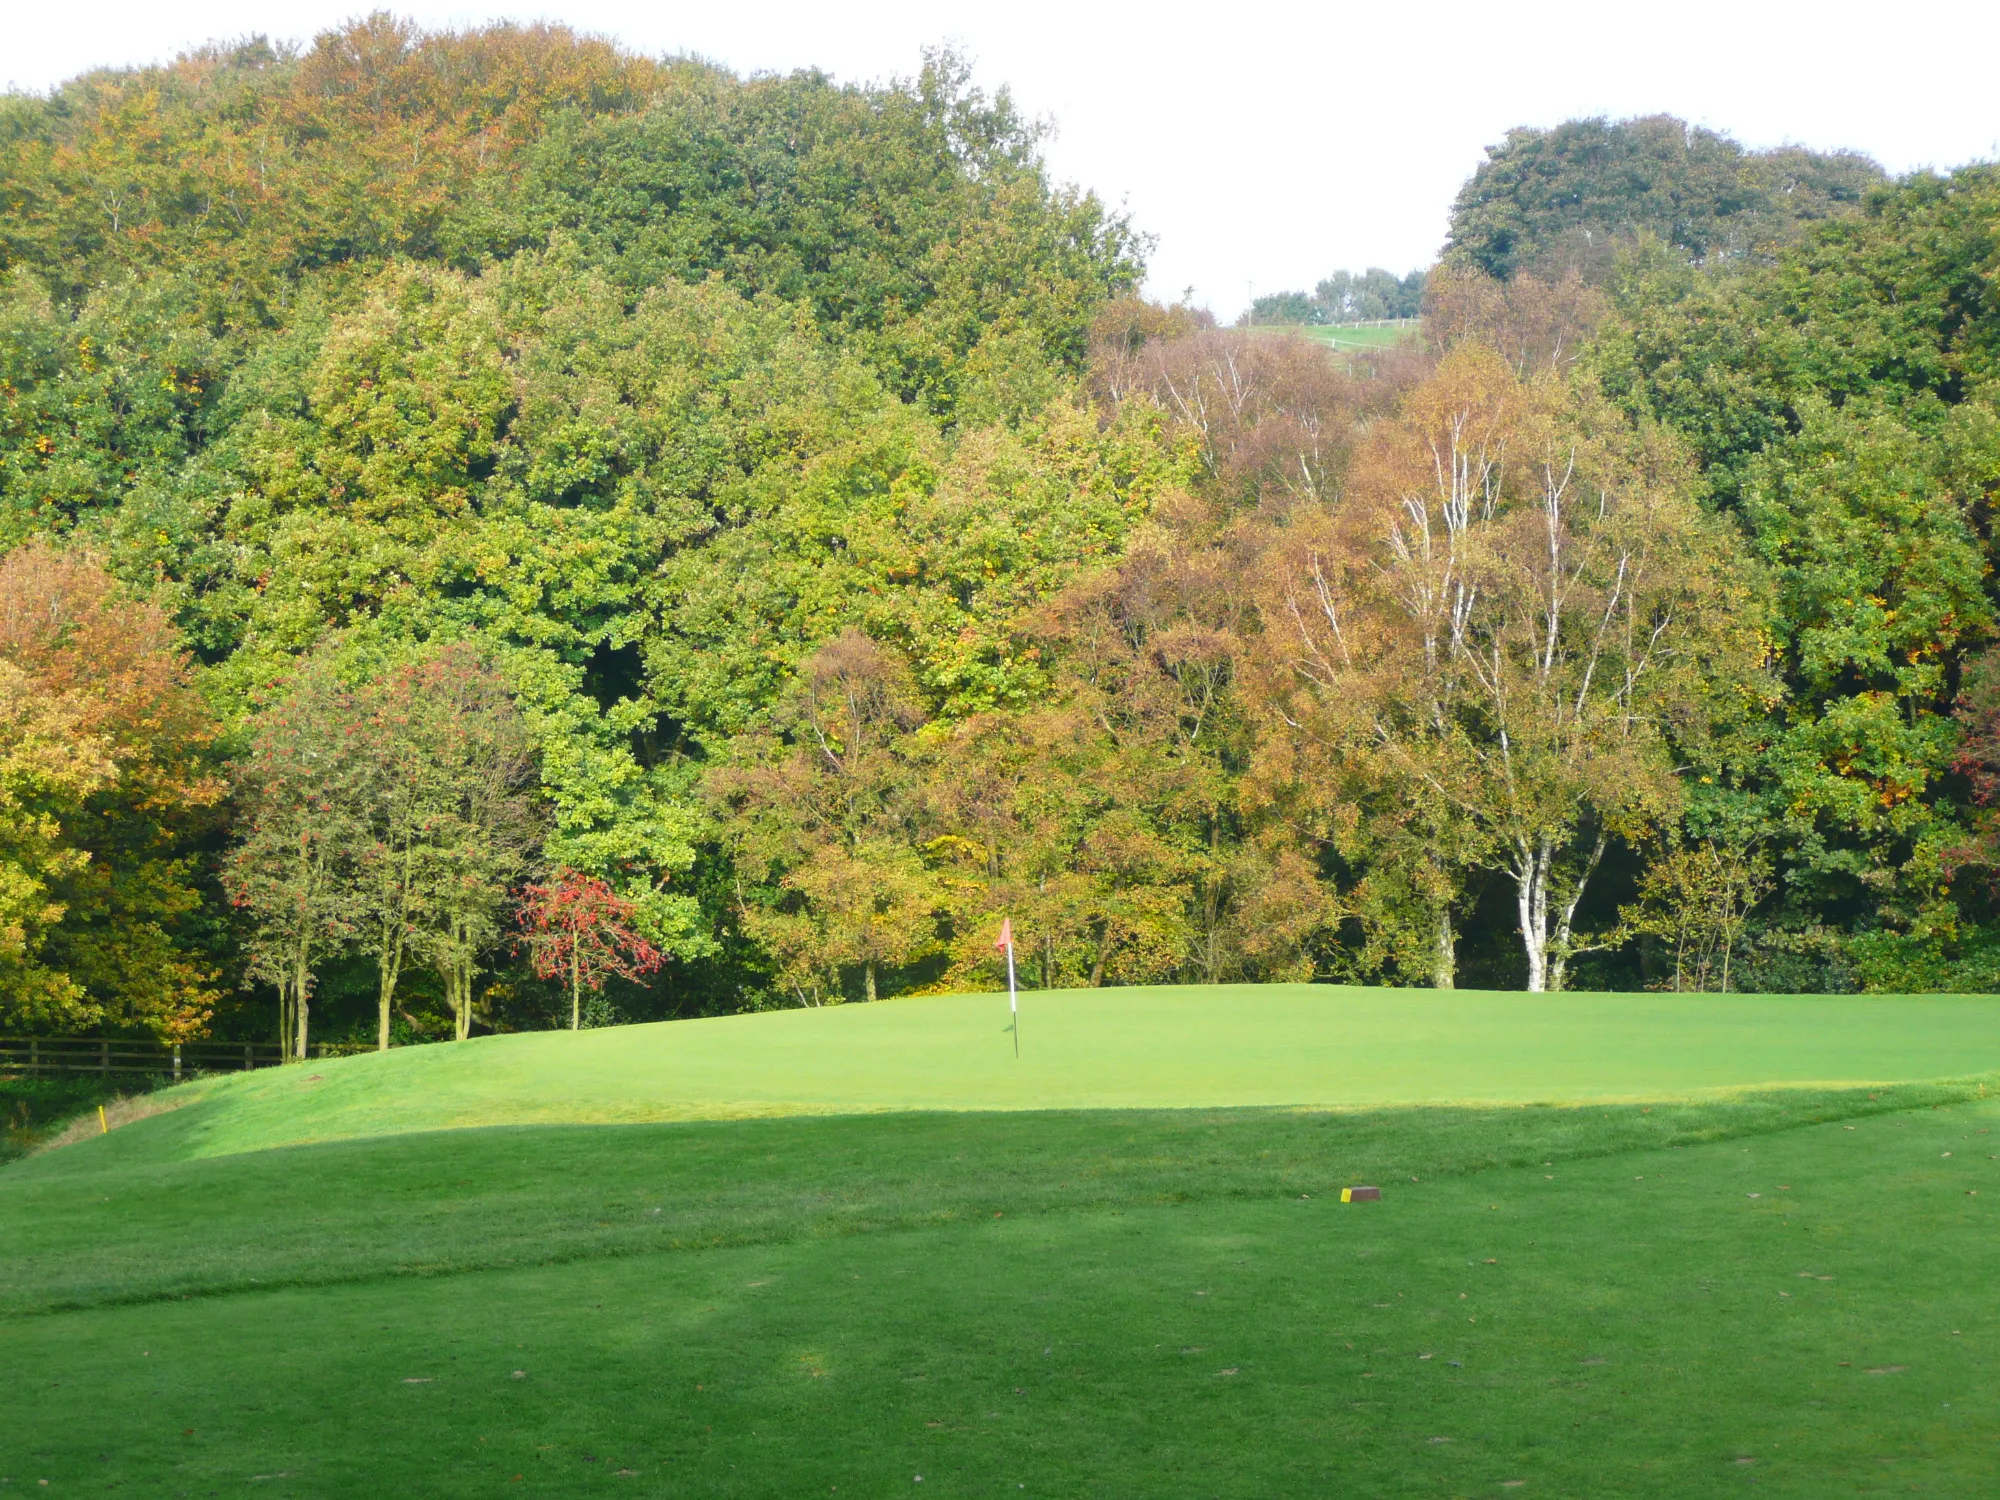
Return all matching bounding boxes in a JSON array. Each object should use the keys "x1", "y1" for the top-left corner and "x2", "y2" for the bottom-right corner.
[
  {"x1": 1445, "y1": 116, "x2": 1885, "y2": 282},
  {"x1": 3, "y1": 26, "x2": 1996, "y2": 1042}
]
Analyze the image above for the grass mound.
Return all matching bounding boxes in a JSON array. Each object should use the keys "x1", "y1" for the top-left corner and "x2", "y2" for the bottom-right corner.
[{"x1": 65, "y1": 983, "x2": 2000, "y2": 1162}]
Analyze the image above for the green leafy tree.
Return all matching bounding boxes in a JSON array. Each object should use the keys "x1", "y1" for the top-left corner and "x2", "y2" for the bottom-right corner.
[
  {"x1": 225, "y1": 658, "x2": 366, "y2": 1059},
  {"x1": 1620, "y1": 837, "x2": 1775, "y2": 992},
  {"x1": 1447, "y1": 116, "x2": 1882, "y2": 282},
  {"x1": 399, "y1": 647, "x2": 542, "y2": 1042},
  {"x1": 1595, "y1": 164, "x2": 2000, "y2": 981}
]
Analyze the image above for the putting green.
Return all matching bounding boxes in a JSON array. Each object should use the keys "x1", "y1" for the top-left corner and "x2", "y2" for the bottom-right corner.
[{"x1": 100, "y1": 984, "x2": 2000, "y2": 1162}]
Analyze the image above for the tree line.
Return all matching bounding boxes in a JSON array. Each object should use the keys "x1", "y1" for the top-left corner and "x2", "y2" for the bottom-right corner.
[
  {"x1": 1247, "y1": 268, "x2": 1427, "y2": 327},
  {"x1": 3, "y1": 25, "x2": 1999, "y2": 1048}
]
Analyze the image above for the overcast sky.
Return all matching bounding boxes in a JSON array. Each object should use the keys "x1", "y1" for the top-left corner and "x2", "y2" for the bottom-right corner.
[{"x1": 9, "y1": 1, "x2": 1999, "y2": 319}]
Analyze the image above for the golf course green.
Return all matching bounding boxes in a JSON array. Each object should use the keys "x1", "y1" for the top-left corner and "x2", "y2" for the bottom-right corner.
[
  {"x1": 76, "y1": 983, "x2": 2000, "y2": 1160},
  {"x1": 5, "y1": 984, "x2": 1998, "y2": 1495}
]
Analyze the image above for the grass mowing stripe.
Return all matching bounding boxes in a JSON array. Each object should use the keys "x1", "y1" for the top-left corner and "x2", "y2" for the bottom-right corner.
[
  {"x1": 8, "y1": 1098, "x2": 1997, "y2": 1496},
  {"x1": 4, "y1": 1079, "x2": 1984, "y2": 1317}
]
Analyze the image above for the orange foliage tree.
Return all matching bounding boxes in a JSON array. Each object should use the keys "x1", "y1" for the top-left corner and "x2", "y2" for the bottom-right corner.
[{"x1": 0, "y1": 543, "x2": 224, "y2": 1037}]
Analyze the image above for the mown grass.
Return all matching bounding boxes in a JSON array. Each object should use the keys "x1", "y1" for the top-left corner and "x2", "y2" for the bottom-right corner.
[
  {"x1": 7, "y1": 991, "x2": 2000, "y2": 1494},
  {"x1": 3, "y1": 1081, "x2": 1978, "y2": 1318},
  {"x1": 71, "y1": 984, "x2": 2000, "y2": 1159},
  {"x1": 6, "y1": 1080, "x2": 2000, "y2": 1494},
  {"x1": 1244, "y1": 321, "x2": 1419, "y2": 350}
]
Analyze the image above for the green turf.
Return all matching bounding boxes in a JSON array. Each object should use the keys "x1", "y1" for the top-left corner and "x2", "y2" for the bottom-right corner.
[
  {"x1": 8, "y1": 988, "x2": 2000, "y2": 1494},
  {"x1": 1245, "y1": 321, "x2": 1418, "y2": 350},
  {"x1": 94, "y1": 984, "x2": 2000, "y2": 1159},
  {"x1": 4, "y1": 1089, "x2": 1997, "y2": 1494},
  {"x1": 1299, "y1": 321, "x2": 1418, "y2": 350}
]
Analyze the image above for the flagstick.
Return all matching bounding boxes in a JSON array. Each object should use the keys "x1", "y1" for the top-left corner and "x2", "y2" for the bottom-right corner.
[{"x1": 1007, "y1": 940, "x2": 1019, "y2": 1057}]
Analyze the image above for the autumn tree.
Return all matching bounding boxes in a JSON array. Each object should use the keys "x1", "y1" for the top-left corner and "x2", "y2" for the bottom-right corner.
[
  {"x1": 0, "y1": 660, "x2": 114, "y2": 1023},
  {"x1": 0, "y1": 544, "x2": 223, "y2": 1038},
  {"x1": 1254, "y1": 347, "x2": 1765, "y2": 990},
  {"x1": 710, "y1": 631, "x2": 945, "y2": 1005},
  {"x1": 518, "y1": 870, "x2": 663, "y2": 1031},
  {"x1": 1090, "y1": 319, "x2": 1407, "y2": 514},
  {"x1": 1422, "y1": 265, "x2": 1609, "y2": 380}
]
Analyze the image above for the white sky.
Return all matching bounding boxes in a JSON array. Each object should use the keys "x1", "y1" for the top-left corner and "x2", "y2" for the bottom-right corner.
[{"x1": 8, "y1": 1, "x2": 1999, "y2": 320}]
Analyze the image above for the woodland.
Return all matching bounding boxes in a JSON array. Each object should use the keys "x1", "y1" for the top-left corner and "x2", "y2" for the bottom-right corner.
[{"x1": 3, "y1": 19, "x2": 1999, "y2": 1051}]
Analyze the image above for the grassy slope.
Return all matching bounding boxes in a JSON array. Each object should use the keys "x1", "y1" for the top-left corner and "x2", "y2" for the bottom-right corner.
[
  {"x1": 7, "y1": 989, "x2": 2000, "y2": 1494},
  {"x1": 90, "y1": 984, "x2": 2000, "y2": 1159},
  {"x1": 0, "y1": 1075, "x2": 129, "y2": 1163}
]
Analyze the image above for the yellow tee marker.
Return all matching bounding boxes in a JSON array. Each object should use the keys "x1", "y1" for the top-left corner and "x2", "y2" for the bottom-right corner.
[{"x1": 98, "y1": 1105, "x2": 109, "y2": 1135}]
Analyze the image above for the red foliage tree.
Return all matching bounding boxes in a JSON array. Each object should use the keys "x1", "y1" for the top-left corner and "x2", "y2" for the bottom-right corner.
[{"x1": 518, "y1": 870, "x2": 663, "y2": 1031}]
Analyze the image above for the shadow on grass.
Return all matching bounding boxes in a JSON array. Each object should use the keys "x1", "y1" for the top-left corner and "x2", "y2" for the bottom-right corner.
[
  {"x1": 0, "y1": 1075, "x2": 166, "y2": 1164},
  {"x1": 2, "y1": 1074, "x2": 1989, "y2": 1318}
]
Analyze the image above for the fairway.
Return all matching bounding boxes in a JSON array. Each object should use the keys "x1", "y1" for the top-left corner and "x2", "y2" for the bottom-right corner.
[
  {"x1": 8, "y1": 987, "x2": 2000, "y2": 1496},
  {"x1": 107, "y1": 983, "x2": 2000, "y2": 1160},
  {"x1": 1245, "y1": 320, "x2": 1420, "y2": 350}
]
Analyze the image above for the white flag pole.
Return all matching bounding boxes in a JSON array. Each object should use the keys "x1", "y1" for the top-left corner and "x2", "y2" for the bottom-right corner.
[{"x1": 1007, "y1": 937, "x2": 1019, "y2": 1058}]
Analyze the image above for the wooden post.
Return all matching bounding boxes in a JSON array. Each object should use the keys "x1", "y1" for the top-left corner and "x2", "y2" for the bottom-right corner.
[
  {"x1": 100, "y1": 1038, "x2": 110, "y2": 1077},
  {"x1": 29, "y1": 1038, "x2": 38, "y2": 1076}
]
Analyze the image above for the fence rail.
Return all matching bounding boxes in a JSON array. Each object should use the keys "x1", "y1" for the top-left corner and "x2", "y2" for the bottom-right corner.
[{"x1": 0, "y1": 1036, "x2": 370, "y2": 1079}]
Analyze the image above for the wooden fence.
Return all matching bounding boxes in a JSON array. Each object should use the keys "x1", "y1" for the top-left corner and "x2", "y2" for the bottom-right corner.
[{"x1": 0, "y1": 1036, "x2": 370, "y2": 1080}]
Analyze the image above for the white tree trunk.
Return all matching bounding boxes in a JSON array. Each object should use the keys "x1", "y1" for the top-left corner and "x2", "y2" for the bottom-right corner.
[
  {"x1": 1514, "y1": 834, "x2": 1552, "y2": 993},
  {"x1": 1514, "y1": 830, "x2": 1606, "y2": 993}
]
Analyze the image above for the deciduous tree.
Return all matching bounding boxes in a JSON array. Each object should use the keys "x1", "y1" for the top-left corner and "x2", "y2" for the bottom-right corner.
[
  {"x1": 225, "y1": 657, "x2": 365, "y2": 1058},
  {"x1": 399, "y1": 647, "x2": 541, "y2": 1042},
  {"x1": 1254, "y1": 347, "x2": 1764, "y2": 989},
  {"x1": 518, "y1": 870, "x2": 663, "y2": 1031},
  {"x1": 0, "y1": 544, "x2": 222, "y2": 1038},
  {"x1": 710, "y1": 631, "x2": 945, "y2": 1005}
]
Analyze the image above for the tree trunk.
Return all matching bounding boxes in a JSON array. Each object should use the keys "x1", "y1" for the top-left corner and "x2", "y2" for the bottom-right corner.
[
  {"x1": 570, "y1": 948, "x2": 582, "y2": 1032},
  {"x1": 1514, "y1": 835, "x2": 1552, "y2": 993},
  {"x1": 376, "y1": 942, "x2": 402, "y2": 1052},
  {"x1": 1088, "y1": 923, "x2": 1112, "y2": 988},
  {"x1": 864, "y1": 960, "x2": 878, "y2": 1003},
  {"x1": 292, "y1": 950, "x2": 311, "y2": 1061},
  {"x1": 1546, "y1": 833, "x2": 1607, "y2": 994},
  {"x1": 1514, "y1": 830, "x2": 1607, "y2": 994},
  {"x1": 1431, "y1": 908, "x2": 1456, "y2": 989}
]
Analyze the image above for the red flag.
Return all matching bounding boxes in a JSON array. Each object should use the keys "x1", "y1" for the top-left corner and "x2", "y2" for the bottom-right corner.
[{"x1": 993, "y1": 916, "x2": 1014, "y2": 952}]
